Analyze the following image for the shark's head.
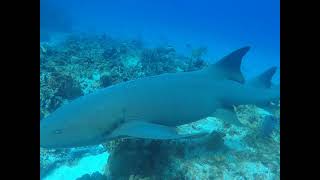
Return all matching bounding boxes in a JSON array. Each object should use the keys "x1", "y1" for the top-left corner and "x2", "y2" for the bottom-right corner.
[
  {"x1": 40, "y1": 108, "x2": 102, "y2": 149},
  {"x1": 40, "y1": 93, "x2": 123, "y2": 149}
]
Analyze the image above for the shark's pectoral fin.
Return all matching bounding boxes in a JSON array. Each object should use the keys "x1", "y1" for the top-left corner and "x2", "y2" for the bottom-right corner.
[
  {"x1": 208, "y1": 46, "x2": 250, "y2": 84},
  {"x1": 108, "y1": 120, "x2": 208, "y2": 140},
  {"x1": 213, "y1": 108, "x2": 242, "y2": 126}
]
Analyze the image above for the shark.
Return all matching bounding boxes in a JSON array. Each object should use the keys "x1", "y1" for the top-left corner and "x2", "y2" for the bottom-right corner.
[
  {"x1": 213, "y1": 65, "x2": 279, "y2": 125},
  {"x1": 40, "y1": 46, "x2": 280, "y2": 148}
]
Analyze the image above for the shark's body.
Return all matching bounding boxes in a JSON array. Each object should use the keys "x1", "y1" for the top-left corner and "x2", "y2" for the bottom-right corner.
[{"x1": 40, "y1": 47, "x2": 280, "y2": 148}]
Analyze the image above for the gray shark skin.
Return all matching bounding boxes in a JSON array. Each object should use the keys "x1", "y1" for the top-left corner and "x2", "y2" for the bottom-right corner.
[{"x1": 40, "y1": 46, "x2": 280, "y2": 148}]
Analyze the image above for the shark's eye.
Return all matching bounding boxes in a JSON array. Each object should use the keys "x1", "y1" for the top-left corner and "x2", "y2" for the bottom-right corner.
[{"x1": 53, "y1": 129, "x2": 63, "y2": 134}]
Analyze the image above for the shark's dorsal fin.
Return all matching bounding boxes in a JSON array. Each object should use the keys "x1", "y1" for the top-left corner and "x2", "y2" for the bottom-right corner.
[
  {"x1": 249, "y1": 66, "x2": 277, "y2": 88},
  {"x1": 208, "y1": 46, "x2": 250, "y2": 83}
]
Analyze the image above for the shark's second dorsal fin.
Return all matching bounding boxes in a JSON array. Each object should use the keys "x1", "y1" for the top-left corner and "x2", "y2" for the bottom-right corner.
[
  {"x1": 208, "y1": 46, "x2": 250, "y2": 83},
  {"x1": 249, "y1": 66, "x2": 277, "y2": 88}
]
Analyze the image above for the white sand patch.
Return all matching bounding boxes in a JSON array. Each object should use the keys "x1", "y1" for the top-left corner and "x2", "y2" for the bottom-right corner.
[
  {"x1": 43, "y1": 152, "x2": 109, "y2": 180},
  {"x1": 240, "y1": 162, "x2": 274, "y2": 180}
]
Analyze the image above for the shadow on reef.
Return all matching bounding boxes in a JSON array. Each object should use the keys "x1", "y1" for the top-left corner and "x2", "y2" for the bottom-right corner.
[{"x1": 103, "y1": 131, "x2": 226, "y2": 179}]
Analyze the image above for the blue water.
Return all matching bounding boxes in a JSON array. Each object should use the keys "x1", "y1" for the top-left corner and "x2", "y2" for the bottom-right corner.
[{"x1": 41, "y1": 0, "x2": 279, "y2": 82}]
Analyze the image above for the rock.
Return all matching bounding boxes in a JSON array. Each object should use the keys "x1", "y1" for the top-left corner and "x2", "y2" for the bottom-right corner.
[
  {"x1": 107, "y1": 140, "x2": 168, "y2": 178},
  {"x1": 53, "y1": 74, "x2": 83, "y2": 100},
  {"x1": 103, "y1": 47, "x2": 118, "y2": 59}
]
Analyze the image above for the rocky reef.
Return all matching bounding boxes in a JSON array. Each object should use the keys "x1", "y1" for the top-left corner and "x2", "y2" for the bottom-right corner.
[
  {"x1": 40, "y1": 33, "x2": 279, "y2": 180},
  {"x1": 101, "y1": 105, "x2": 280, "y2": 180}
]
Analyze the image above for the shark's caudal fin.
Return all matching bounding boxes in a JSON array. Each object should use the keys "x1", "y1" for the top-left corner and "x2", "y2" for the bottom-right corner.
[
  {"x1": 249, "y1": 66, "x2": 277, "y2": 88},
  {"x1": 207, "y1": 46, "x2": 250, "y2": 83}
]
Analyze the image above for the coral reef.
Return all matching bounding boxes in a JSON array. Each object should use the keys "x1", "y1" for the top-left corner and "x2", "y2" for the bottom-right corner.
[
  {"x1": 101, "y1": 110, "x2": 279, "y2": 179},
  {"x1": 76, "y1": 172, "x2": 108, "y2": 180},
  {"x1": 188, "y1": 46, "x2": 209, "y2": 71},
  {"x1": 40, "y1": 145, "x2": 106, "y2": 179},
  {"x1": 234, "y1": 105, "x2": 263, "y2": 129},
  {"x1": 40, "y1": 148, "x2": 69, "y2": 178},
  {"x1": 104, "y1": 131, "x2": 226, "y2": 179},
  {"x1": 234, "y1": 104, "x2": 279, "y2": 140},
  {"x1": 140, "y1": 46, "x2": 179, "y2": 75}
]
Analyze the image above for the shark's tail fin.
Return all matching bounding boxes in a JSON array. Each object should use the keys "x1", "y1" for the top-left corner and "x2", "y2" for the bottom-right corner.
[{"x1": 206, "y1": 46, "x2": 250, "y2": 84}]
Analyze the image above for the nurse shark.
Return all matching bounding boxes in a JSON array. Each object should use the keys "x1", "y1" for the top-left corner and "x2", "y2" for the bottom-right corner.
[{"x1": 40, "y1": 46, "x2": 280, "y2": 148}]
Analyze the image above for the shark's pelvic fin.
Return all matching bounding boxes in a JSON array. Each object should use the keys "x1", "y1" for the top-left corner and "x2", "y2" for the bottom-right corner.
[
  {"x1": 209, "y1": 46, "x2": 250, "y2": 83},
  {"x1": 249, "y1": 66, "x2": 277, "y2": 88},
  {"x1": 107, "y1": 120, "x2": 208, "y2": 140}
]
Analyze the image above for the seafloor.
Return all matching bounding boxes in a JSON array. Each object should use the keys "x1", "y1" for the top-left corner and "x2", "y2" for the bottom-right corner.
[{"x1": 40, "y1": 33, "x2": 280, "y2": 180}]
